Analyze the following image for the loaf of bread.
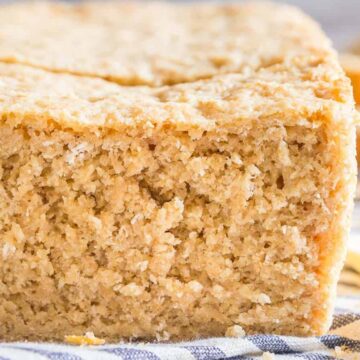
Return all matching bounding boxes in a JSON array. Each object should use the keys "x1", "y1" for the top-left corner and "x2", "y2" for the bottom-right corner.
[{"x1": 0, "y1": 2, "x2": 356, "y2": 342}]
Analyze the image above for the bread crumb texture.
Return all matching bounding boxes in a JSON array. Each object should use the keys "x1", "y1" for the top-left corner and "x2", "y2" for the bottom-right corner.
[{"x1": 0, "y1": 1, "x2": 356, "y2": 342}]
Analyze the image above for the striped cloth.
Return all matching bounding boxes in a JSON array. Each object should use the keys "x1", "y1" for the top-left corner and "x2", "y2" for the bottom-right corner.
[{"x1": 0, "y1": 296, "x2": 359, "y2": 359}]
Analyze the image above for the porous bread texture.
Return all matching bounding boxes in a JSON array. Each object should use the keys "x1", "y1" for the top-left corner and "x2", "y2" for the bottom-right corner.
[
  {"x1": 0, "y1": 61, "x2": 356, "y2": 342},
  {"x1": 0, "y1": 97, "x2": 354, "y2": 341},
  {"x1": 0, "y1": 1, "x2": 357, "y2": 342}
]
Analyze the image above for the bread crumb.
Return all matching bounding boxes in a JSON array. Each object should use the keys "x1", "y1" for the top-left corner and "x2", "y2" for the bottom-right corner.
[
  {"x1": 64, "y1": 332, "x2": 105, "y2": 346},
  {"x1": 187, "y1": 280, "x2": 203, "y2": 293},
  {"x1": 88, "y1": 215, "x2": 102, "y2": 230},
  {"x1": 155, "y1": 330, "x2": 170, "y2": 341},
  {"x1": 225, "y1": 325, "x2": 246, "y2": 337},
  {"x1": 131, "y1": 213, "x2": 143, "y2": 224},
  {"x1": 257, "y1": 293, "x2": 272, "y2": 305},
  {"x1": 262, "y1": 352, "x2": 275, "y2": 360},
  {"x1": 136, "y1": 261, "x2": 149, "y2": 272},
  {"x1": 118, "y1": 283, "x2": 143, "y2": 296},
  {"x1": 2, "y1": 243, "x2": 16, "y2": 258},
  {"x1": 65, "y1": 142, "x2": 92, "y2": 165}
]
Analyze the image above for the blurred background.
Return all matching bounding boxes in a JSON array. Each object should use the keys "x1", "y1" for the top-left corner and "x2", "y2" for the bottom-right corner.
[
  {"x1": 178, "y1": 0, "x2": 360, "y2": 50},
  {"x1": 270, "y1": 0, "x2": 359, "y2": 49}
]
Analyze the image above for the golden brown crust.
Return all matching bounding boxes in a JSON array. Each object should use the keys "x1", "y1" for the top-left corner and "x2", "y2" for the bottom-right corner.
[
  {"x1": 0, "y1": 58, "x2": 353, "y2": 133},
  {"x1": 312, "y1": 114, "x2": 356, "y2": 334},
  {"x1": 0, "y1": 2, "x2": 353, "y2": 133},
  {"x1": 0, "y1": 1, "x2": 333, "y2": 87}
]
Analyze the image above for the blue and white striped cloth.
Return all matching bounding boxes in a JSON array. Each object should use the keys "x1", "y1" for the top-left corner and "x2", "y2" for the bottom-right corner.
[{"x1": 0, "y1": 295, "x2": 359, "y2": 359}]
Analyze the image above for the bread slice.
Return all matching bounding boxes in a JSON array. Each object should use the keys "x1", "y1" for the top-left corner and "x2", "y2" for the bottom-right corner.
[{"x1": 0, "y1": 2, "x2": 356, "y2": 342}]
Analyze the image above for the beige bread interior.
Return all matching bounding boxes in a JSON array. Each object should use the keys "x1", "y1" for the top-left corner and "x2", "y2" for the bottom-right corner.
[
  {"x1": 0, "y1": 112, "x2": 355, "y2": 341},
  {"x1": 0, "y1": 1, "x2": 356, "y2": 342}
]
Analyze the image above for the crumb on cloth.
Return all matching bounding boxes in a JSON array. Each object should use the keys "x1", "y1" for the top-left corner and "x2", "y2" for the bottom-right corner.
[
  {"x1": 225, "y1": 325, "x2": 246, "y2": 338},
  {"x1": 64, "y1": 331, "x2": 105, "y2": 346},
  {"x1": 262, "y1": 352, "x2": 275, "y2": 360}
]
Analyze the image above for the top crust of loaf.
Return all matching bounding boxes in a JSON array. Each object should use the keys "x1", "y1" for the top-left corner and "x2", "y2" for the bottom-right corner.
[
  {"x1": 0, "y1": 1, "x2": 354, "y2": 131},
  {"x1": 0, "y1": 2, "x2": 334, "y2": 87}
]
